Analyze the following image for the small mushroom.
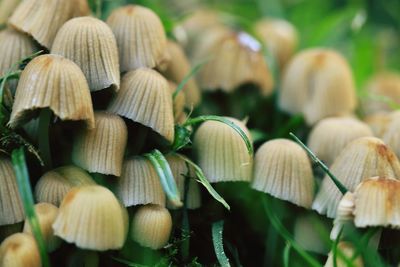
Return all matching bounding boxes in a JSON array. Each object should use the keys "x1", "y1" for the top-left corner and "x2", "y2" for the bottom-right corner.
[{"x1": 0, "y1": 233, "x2": 41, "y2": 267}]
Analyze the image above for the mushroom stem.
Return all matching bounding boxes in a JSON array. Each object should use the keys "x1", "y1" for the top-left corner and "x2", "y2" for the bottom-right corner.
[{"x1": 38, "y1": 108, "x2": 52, "y2": 170}]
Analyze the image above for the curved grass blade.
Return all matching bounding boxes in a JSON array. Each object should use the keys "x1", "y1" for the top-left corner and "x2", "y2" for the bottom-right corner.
[
  {"x1": 183, "y1": 115, "x2": 253, "y2": 155},
  {"x1": 177, "y1": 154, "x2": 230, "y2": 210},
  {"x1": 212, "y1": 221, "x2": 231, "y2": 267},
  {"x1": 11, "y1": 147, "x2": 50, "y2": 267}
]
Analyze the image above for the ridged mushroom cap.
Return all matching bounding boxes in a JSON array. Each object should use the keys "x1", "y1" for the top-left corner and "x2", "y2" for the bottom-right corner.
[
  {"x1": 115, "y1": 157, "x2": 166, "y2": 207},
  {"x1": 252, "y1": 139, "x2": 314, "y2": 208},
  {"x1": 307, "y1": 117, "x2": 373, "y2": 165},
  {"x1": 312, "y1": 137, "x2": 400, "y2": 218},
  {"x1": 279, "y1": 48, "x2": 356, "y2": 125},
  {"x1": 193, "y1": 117, "x2": 253, "y2": 183},
  {"x1": 108, "y1": 68, "x2": 174, "y2": 143},
  {"x1": 0, "y1": 233, "x2": 41, "y2": 267},
  {"x1": 23, "y1": 203, "x2": 61, "y2": 252},
  {"x1": 0, "y1": 157, "x2": 24, "y2": 226},
  {"x1": 72, "y1": 112, "x2": 127, "y2": 176},
  {"x1": 131, "y1": 204, "x2": 172, "y2": 249},
  {"x1": 51, "y1": 16, "x2": 120, "y2": 92},
  {"x1": 197, "y1": 32, "x2": 274, "y2": 96},
  {"x1": 106, "y1": 5, "x2": 168, "y2": 71},
  {"x1": 52, "y1": 185, "x2": 128, "y2": 251},
  {"x1": 9, "y1": 54, "x2": 95, "y2": 129}
]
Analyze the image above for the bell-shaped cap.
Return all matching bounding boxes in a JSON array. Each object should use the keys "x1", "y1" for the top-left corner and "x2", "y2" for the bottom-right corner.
[
  {"x1": 362, "y1": 71, "x2": 400, "y2": 115},
  {"x1": 0, "y1": 157, "x2": 24, "y2": 226},
  {"x1": 35, "y1": 165, "x2": 95, "y2": 206},
  {"x1": 197, "y1": 32, "x2": 274, "y2": 96},
  {"x1": 161, "y1": 40, "x2": 201, "y2": 107},
  {"x1": 0, "y1": 28, "x2": 38, "y2": 92},
  {"x1": 0, "y1": 0, "x2": 20, "y2": 25},
  {"x1": 52, "y1": 185, "x2": 128, "y2": 251},
  {"x1": 108, "y1": 68, "x2": 174, "y2": 143},
  {"x1": 307, "y1": 117, "x2": 373, "y2": 165},
  {"x1": 9, "y1": 54, "x2": 95, "y2": 129},
  {"x1": 165, "y1": 154, "x2": 201, "y2": 210},
  {"x1": 106, "y1": 5, "x2": 168, "y2": 71},
  {"x1": 324, "y1": 242, "x2": 363, "y2": 267},
  {"x1": 0, "y1": 233, "x2": 41, "y2": 267},
  {"x1": 312, "y1": 137, "x2": 400, "y2": 218},
  {"x1": 254, "y1": 18, "x2": 298, "y2": 69},
  {"x1": 193, "y1": 117, "x2": 253, "y2": 183},
  {"x1": 23, "y1": 203, "x2": 61, "y2": 252},
  {"x1": 115, "y1": 157, "x2": 165, "y2": 207},
  {"x1": 363, "y1": 112, "x2": 392, "y2": 138},
  {"x1": 8, "y1": 0, "x2": 81, "y2": 48},
  {"x1": 252, "y1": 139, "x2": 314, "y2": 208},
  {"x1": 131, "y1": 204, "x2": 172, "y2": 250},
  {"x1": 279, "y1": 48, "x2": 356, "y2": 125},
  {"x1": 353, "y1": 176, "x2": 400, "y2": 228},
  {"x1": 51, "y1": 16, "x2": 120, "y2": 92},
  {"x1": 72, "y1": 112, "x2": 127, "y2": 176}
]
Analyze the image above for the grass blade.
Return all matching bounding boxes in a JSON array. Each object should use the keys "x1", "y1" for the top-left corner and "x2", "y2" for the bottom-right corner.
[
  {"x1": 11, "y1": 147, "x2": 50, "y2": 267},
  {"x1": 283, "y1": 242, "x2": 291, "y2": 267},
  {"x1": 212, "y1": 221, "x2": 231, "y2": 267},
  {"x1": 173, "y1": 60, "x2": 207, "y2": 100}
]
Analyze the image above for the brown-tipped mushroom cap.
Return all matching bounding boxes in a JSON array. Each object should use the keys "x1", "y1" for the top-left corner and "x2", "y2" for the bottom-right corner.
[
  {"x1": 161, "y1": 40, "x2": 201, "y2": 107},
  {"x1": 131, "y1": 204, "x2": 172, "y2": 249},
  {"x1": 72, "y1": 112, "x2": 127, "y2": 176},
  {"x1": 254, "y1": 18, "x2": 298, "y2": 70},
  {"x1": 280, "y1": 48, "x2": 356, "y2": 125},
  {"x1": 0, "y1": 233, "x2": 41, "y2": 267},
  {"x1": 0, "y1": 157, "x2": 24, "y2": 226},
  {"x1": 35, "y1": 165, "x2": 96, "y2": 206},
  {"x1": 9, "y1": 54, "x2": 95, "y2": 129},
  {"x1": 353, "y1": 176, "x2": 400, "y2": 228},
  {"x1": 23, "y1": 203, "x2": 61, "y2": 252},
  {"x1": 324, "y1": 242, "x2": 363, "y2": 267},
  {"x1": 197, "y1": 32, "x2": 274, "y2": 96},
  {"x1": 115, "y1": 157, "x2": 166, "y2": 207},
  {"x1": 51, "y1": 16, "x2": 120, "y2": 92},
  {"x1": 106, "y1": 5, "x2": 168, "y2": 71},
  {"x1": 312, "y1": 137, "x2": 400, "y2": 218},
  {"x1": 193, "y1": 117, "x2": 253, "y2": 183},
  {"x1": 108, "y1": 68, "x2": 174, "y2": 143},
  {"x1": 52, "y1": 185, "x2": 128, "y2": 251},
  {"x1": 252, "y1": 139, "x2": 314, "y2": 208},
  {"x1": 9, "y1": 0, "x2": 77, "y2": 48},
  {"x1": 307, "y1": 117, "x2": 373, "y2": 166}
]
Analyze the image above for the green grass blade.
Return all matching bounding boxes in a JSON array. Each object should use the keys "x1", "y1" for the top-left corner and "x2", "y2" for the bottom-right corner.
[
  {"x1": 177, "y1": 154, "x2": 230, "y2": 210},
  {"x1": 183, "y1": 115, "x2": 253, "y2": 155},
  {"x1": 11, "y1": 148, "x2": 50, "y2": 267},
  {"x1": 173, "y1": 60, "x2": 206, "y2": 100},
  {"x1": 283, "y1": 242, "x2": 291, "y2": 267},
  {"x1": 212, "y1": 221, "x2": 231, "y2": 267}
]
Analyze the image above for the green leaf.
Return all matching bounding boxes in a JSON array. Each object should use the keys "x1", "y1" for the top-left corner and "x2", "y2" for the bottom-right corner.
[
  {"x1": 172, "y1": 125, "x2": 192, "y2": 151},
  {"x1": 283, "y1": 242, "x2": 291, "y2": 267},
  {"x1": 177, "y1": 154, "x2": 230, "y2": 210},
  {"x1": 212, "y1": 221, "x2": 231, "y2": 267},
  {"x1": 11, "y1": 148, "x2": 50, "y2": 267}
]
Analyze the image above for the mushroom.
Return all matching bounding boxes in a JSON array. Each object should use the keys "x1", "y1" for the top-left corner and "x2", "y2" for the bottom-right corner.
[
  {"x1": 0, "y1": 0, "x2": 20, "y2": 25},
  {"x1": 52, "y1": 185, "x2": 128, "y2": 251},
  {"x1": 363, "y1": 111, "x2": 392, "y2": 138},
  {"x1": 193, "y1": 117, "x2": 253, "y2": 183},
  {"x1": 131, "y1": 204, "x2": 172, "y2": 250},
  {"x1": 252, "y1": 139, "x2": 314, "y2": 208},
  {"x1": 51, "y1": 16, "x2": 120, "y2": 92},
  {"x1": 383, "y1": 112, "x2": 400, "y2": 159},
  {"x1": 0, "y1": 233, "x2": 41, "y2": 267}
]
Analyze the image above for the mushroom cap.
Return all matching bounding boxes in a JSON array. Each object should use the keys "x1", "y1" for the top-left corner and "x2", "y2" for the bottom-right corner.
[
  {"x1": 312, "y1": 137, "x2": 400, "y2": 218},
  {"x1": 197, "y1": 32, "x2": 274, "y2": 95},
  {"x1": 115, "y1": 157, "x2": 166, "y2": 207},
  {"x1": 252, "y1": 139, "x2": 314, "y2": 208},
  {"x1": 106, "y1": 5, "x2": 168, "y2": 71},
  {"x1": 383, "y1": 112, "x2": 400, "y2": 159},
  {"x1": 363, "y1": 111, "x2": 392, "y2": 138},
  {"x1": 23, "y1": 203, "x2": 61, "y2": 252},
  {"x1": 0, "y1": 233, "x2": 41, "y2": 267},
  {"x1": 108, "y1": 68, "x2": 175, "y2": 143},
  {"x1": 9, "y1": 54, "x2": 95, "y2": 129},
  {"x1": 51, "y1": 16, "x2": 120, "y2": 92},
  {"x1": 307, "y1": 117, "x2": 373, "y2": 165},
  {"x1": 72, "y1": 112, "x2": 128, "y2": 176},
  {"x1": 0, "y1": 157, "x2": 24, "y2": 226},
  {"x1": 280, "y1": 48, "x2": 356, "y2": 124},
  {"x1": 193, "y1": 117, "x2": 253, "y2": 183},
  {"x1": 0, "y1": 0, "x2": 20, "y2": 25},
  {"x1": 131, "y1": 204, "x2": 172, "y2": 249},
  {"x1": 52, "y1": 185, "x2": 128, "y2": 251}
]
